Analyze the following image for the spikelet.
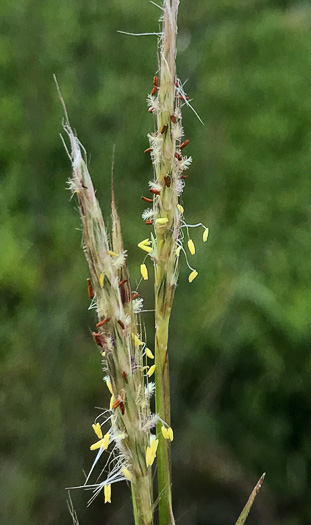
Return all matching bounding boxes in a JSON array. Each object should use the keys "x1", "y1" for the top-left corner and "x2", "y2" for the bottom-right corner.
[{"x1": 61, "y1": 110, "x2": 155, "y2": 522}]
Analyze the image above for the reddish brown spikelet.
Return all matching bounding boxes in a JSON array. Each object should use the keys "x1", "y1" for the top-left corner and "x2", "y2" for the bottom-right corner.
[
  {"x1": 141, "y1": 196, "x2": 153, "y2": 203},
  {"x1": 87, "y1": 278, "x2": 94, "y2": 299},
  {"x1": 122, "y1": 371, "x2": 128, "y2": 383},
  {"x1": 132, "y1": 293, "x2": 139, "y2": 300},
  {"x1": 118, "y1": 319, "x2": 125, "y2": 329},
  {"x1": 170, "y1": 115, "x2": 177, "y2": 124},
  {"x1": 175, "y1": 152, "x2": 182, "y2": 161},
  {"x1": 96, "y1": 317, "x2": 111, "y2": 328},
  {"x1": 164, "y1": 176, "x2": 171, "y2": 187},
  {"x1": 118, "y1": 279, "x2": 128, "y2": 287},
  {"x1": 151, "y1": 86, "x2": 157, "y2": 97},
  {"x1": 160, "y1": 124, "x2": 167, "y2": 134},
  {"x1": 180, "y1": 139, "x2": 189, "y2": 150},
  {"x1": 120, "y1": 401, "x2": 125, "y2": 415},
  {"x1": 149, "y1": 188, "x2": 161, "y2": 195}
]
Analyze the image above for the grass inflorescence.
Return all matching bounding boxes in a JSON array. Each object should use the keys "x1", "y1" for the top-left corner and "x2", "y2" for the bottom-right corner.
[{"x1": 59, "y1": 1, "x2": 263, "y2": 524}]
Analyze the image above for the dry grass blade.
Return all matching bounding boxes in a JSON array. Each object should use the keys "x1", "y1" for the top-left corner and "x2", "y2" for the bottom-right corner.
[{"x1": 235, "y1": 473, "x2": 266, "y2": 525}]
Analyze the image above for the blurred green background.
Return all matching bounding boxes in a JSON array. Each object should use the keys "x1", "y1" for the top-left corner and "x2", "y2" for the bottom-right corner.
[{"x1": 1, "y1": 0, "x2": 311, "y2": 523}]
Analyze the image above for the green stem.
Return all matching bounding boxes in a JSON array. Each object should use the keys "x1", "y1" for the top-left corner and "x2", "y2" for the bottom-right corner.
[
  {"x1": 155, "y1": 311, "x2": 174, "y2": 525},
  {"x1": 131, "y1": 473, "x2": 154, "y2": 525},
  {"x1": 131, "y1": 483, "x2": 139, "y2": 525}
]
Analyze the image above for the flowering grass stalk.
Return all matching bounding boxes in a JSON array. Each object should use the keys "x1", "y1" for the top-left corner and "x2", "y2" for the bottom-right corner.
[
  {"x1": 59, "y1": 0, "x2": 207, "y2": 522},
  {"x1": 59, "y1": 105, "x2": 156, "y2": 523},
  {"x1": 140, "y1": 1, "x2": 207, "y2": 521},
  {"x1": 57, "y1": 0, "x2": 268, "y2": 521},
  {"x1": 58, "y1": 0, "x2": 269, "y2": 524},
  {"x1": 145, "y1": 2, "x2": 181, "y2": 523}
]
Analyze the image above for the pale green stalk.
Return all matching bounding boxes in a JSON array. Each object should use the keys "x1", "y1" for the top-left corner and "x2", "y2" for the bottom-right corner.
[{"x1": 147, "y1": 1, "x2": 182, "y2": 523}]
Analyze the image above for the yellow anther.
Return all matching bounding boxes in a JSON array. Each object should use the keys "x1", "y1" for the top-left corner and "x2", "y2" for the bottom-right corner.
[
  {"x1": 104, "y1": 484, "x2": 111, "y2": 503},
  {"x1": 90, "y1": 431, "x2": 110, "y2": 451},
  {"x1": 92, "y1": 422, "x2": 103, "y2": 439},
  {"x1": 151, "y1": 438, "x2": 159, "y2": 456},
  {"x1": 99, "y1": 273, "x2": 105, "y2": 287},
  {"x1": 121, "y1": 467, "x2": 132, "y2": 481},
  {"x1": 203, "y1": 228, "x2": 209, "y2": 242},
  {"x1": 145, "y1": 347, "x2": 154, "y2": 359},
  {"x1": 188, "y1": 270, "x2": 198, "y2": 283},
  {"x1": 161, "y1": 426, "x2": 169, "y2": 439},
  {"x1": 177, "y1": 204, "x2": 184, "y2": 213},
  {"x1": 147, "y1": 364, "x2": 156, "y2": 377},
  {"x1": 188, "y1": 239, "x2": 195, "y2": 255},
  {"x1": 105, "y1": 377, "x2": 113, "y2": 394},
  {"x1": 145, "y1": 439, "x2": 159, "y2": 467},
  {"x1": 132, "y1": 333, "x2": 143, "y2": 346},
  {"x1": 145, "y1": 446, "x2": 154, "y2": 466},
  {"x1": 108, "y1": 250, "x2": 118, "y2": 257},
  {"x1": 138, "y1": 242, "x2": 153, "y2": 253},
  {"x1": 139, "y1": 238, "x2": 151, "y2": 246},
  {"x1": 176, "y1": 246, "x2": 182, "y2": 256},
  {"x1": 156, "y1": 217, "x2": 169, "y2": 225},
  {"x1": 109, "y1": 395, "x2": 115, "y2": 410},
  {"x1": 167, "y1": 427, "x2": 174, "y2": 441},
  {"x1": 90, "y1": 438, "x2": 105, "y2": 451},
  {"x1": 103, "y1": 432, "x2": 110, "y2": 449},
  {"x1": 140, "y1": 263, "x2": 148, "y2": 280}
]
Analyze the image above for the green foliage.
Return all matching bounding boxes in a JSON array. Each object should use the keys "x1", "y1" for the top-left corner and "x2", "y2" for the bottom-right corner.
[{"x1": 1, "y1": 1, "x2": 311, "y2": 524}]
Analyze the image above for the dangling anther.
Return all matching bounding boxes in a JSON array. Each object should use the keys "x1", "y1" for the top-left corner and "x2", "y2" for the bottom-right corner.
[
  {"x1": 132, "y1": 293, "x2": 139, "y2": 300},
  {"x1": 153, "y1": 76, "x2": 158, "y2": 87},
  {"x1": 179, "y1": 95, "x2": 189, "y2": 100},
  {"x1": 170, "y1": 115, "x2": 177, "y2": 124},
  {"x1": 180, "y1": 139, "x2": 190, "y2": 150},
  {"x1": 118, "y1": 319, "x2": 125, "y2": 329},
  {"x1": 149, "y1": 188, "x2": 161, "y2": 195},
  {"x1": 181, "y1": 174, "x2": 189, "y2": 179},
  {"x1": 144, "y1": 147, "x2": 152, "y2": 154},
  {"x1": 87, "y1": 278, "x2": 94, "y2": 299},
  {"x1": 112, "y1": 392, "x2": 126, "y2": 415},
  {"x1": 160, "y1": 124, "x2": 167, "y2": 134},
  {"x1": 164, "y1": 176, "x2": 171, "y2": 187},
  {"x1": 118, "y1": 279, "x2": 128, "y2": 287},
  {"x1": 175, "y1": 152, "x2": 182, "y2": 161},
  {"x1": 145, "y1": 219, "x2": 153, "y2": 225},
  {"x1": 112, "y1": 397, "x2": 121, "y2": 409},
  {"x1": 141, "y1": 196, "x2": 153, "y2": 203},
  {"x1": 148, "y1": 107, "x2": 154, "y2": 113},
  {"x1": 151, "y1": 86, "x2": 157, "y2": 97},
  {"x1": 96, "y1": 317, "x2": 111, "y2": 328}
]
